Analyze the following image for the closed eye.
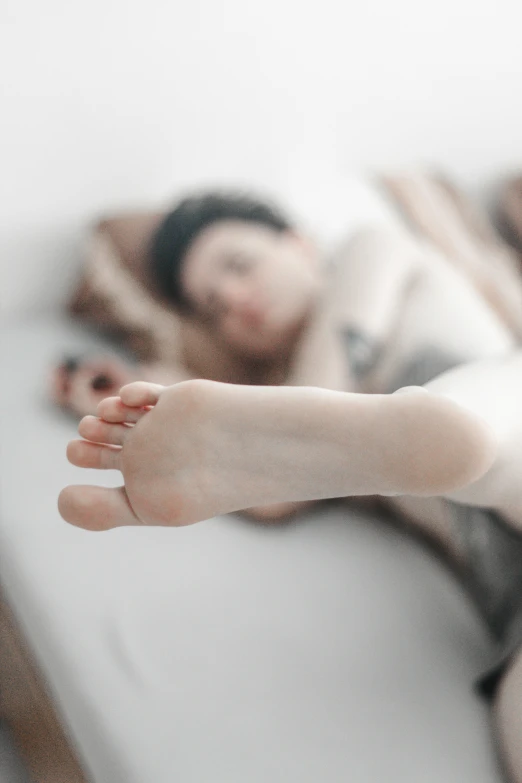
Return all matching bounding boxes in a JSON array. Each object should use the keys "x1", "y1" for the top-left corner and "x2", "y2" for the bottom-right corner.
[{"x1": 227, "y1": 254, "x2": 252, "y2": 274}]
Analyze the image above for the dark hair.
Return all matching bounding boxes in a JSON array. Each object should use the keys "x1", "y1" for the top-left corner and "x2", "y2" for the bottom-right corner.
[{"x1": 149, "y1": 191, "x2": 292, "y2": 311}]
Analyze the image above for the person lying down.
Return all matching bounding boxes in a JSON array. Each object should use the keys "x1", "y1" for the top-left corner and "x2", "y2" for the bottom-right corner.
[
  {"x1": 54, "y1": 191, "x2": 517, "y2": 421},
  {"x1": 54, "y1": 191, "x2": 517, "y2": 519},
  {"x1": 58, "y1": 192, "x2": 522, "y2": 778}
]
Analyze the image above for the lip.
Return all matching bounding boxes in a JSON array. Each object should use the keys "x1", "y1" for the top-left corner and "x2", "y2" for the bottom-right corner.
[{"x1": 253, "y1": 305, "x2": 270, "y2": 328}]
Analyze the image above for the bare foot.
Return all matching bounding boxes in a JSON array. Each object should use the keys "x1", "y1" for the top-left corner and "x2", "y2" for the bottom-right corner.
[{"x1": 58, "y1": 380, "x2": 497, "y2": 531}]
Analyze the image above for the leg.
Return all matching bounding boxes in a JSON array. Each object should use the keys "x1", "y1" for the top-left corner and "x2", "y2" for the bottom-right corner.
[
  {"x1": 422, "y1": 353, "x2": 522, "y2": 527},
  {"x1": 493, "y1": 649, "x2": 522, "y2": 782},
  {"x1": 58, "y1": 376, "x2": 497, "y2": 530}
]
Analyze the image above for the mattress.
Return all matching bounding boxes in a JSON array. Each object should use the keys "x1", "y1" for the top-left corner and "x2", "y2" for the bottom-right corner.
[{"x1": 0, "y1": 314, "x2": 503, "y2": 783}]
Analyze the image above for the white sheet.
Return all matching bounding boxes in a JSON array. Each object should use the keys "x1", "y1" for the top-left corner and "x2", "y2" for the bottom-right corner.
[{"x1": 0, "y1": 316, "x2": 503, "y2": 783}]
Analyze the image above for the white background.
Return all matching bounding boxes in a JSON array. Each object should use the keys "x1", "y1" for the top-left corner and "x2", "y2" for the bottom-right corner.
[{"x1": 2, "y1": 0, "x2": 522, "y2": 315}]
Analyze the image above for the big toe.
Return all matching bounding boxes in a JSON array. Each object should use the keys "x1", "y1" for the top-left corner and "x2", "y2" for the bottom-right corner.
[{"x1": 58, "y1": 485, "x2": 143, "y2": 531}]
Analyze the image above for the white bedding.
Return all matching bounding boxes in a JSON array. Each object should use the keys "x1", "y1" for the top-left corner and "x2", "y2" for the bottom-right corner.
[{"x1": 0, "y1": 315, "x2": 503, "y2": 782}]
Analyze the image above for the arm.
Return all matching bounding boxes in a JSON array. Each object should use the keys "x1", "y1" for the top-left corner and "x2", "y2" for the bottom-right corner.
[
  {"x1": 284, "y1": 292, "x2": 354, "y2": 392},
  {"x1": 331, "y1": 227, "x2": 422, "y2": 376},
  {"x1": 283, "y1": 228, "x2": 423, "y2": 392}
]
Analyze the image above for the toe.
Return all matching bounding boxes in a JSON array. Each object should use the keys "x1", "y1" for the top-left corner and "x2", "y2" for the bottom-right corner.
[
  {"x1": 67, "y1": 439, "x2": 122, "y2": 470},
  {"x1": 58, "y1": 485, "x2": 142, "y2": 530},
  {"x1": 97, "y1": 396, "x2": 149, "y2": 424},
  {"x1": 78, "y1": 415, "x2": 131, "y2": 446},
  {"x1": 119, "y1": 381, "x2": 164, "y2": 408}
]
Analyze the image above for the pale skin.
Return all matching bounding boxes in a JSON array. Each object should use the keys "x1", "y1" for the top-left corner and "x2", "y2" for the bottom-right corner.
[{"x1": 59, "y1": 215, "x2": 522, "y2": 778}]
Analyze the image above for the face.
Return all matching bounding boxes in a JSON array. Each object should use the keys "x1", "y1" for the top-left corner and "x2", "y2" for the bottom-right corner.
[{"x1": 180, "y1": 220, "x2": 322, "y2": 357}]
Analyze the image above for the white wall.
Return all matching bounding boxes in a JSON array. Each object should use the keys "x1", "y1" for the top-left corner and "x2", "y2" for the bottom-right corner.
[{"x1": 2, "y1": 0, "x2": 522, "y2": 315}]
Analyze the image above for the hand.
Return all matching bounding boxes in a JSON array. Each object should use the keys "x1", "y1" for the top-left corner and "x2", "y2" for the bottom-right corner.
[{"x1": 50, "y1": 355, "x2": 135, "y2": 417}]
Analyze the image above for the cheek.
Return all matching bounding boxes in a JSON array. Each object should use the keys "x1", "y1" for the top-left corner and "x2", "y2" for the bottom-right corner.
[
  {"x1": 271, "y1": 263, "x2": 306, "y2": 307},
  {"x1": 220, "y1": 314, "x2": 248, "y2": 342},
  {"x1": 272, "y1": 254, "x2": 303, "y2": 289}
]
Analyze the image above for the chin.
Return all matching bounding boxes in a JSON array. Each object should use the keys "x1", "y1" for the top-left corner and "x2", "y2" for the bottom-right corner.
[
  {"x1": 232, "y1": 333, "x2": 283, "y2": 359},
  {"x1": 229, "y1": 313, "x2": 306, "y2": 359},
  {"x1": 239, "y1": 342, "x2": 279, "y2": 359}
]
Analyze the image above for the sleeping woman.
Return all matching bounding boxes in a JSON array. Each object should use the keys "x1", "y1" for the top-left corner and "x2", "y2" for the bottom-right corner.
[{"x1": 58, "y1": 191, "x2": 522, "y2": 779}]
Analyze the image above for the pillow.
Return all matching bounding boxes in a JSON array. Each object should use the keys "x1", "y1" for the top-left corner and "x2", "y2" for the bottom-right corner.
[{"x1": 278, "y1": 170, "x2": 406, "y2": 253}]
